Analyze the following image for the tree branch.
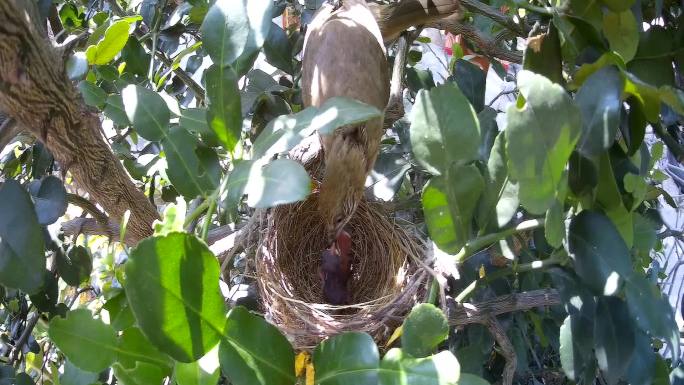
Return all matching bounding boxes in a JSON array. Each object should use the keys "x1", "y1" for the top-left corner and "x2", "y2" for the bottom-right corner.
[
  {"x1": 0, "y1": 114, "x2": 20, "y2": 152},
  {"x1": 455, "y1": 219, "x2": 544, "y2": 262},
  {"x1": 0, "y1": 0, "x2": 159, "y2": 244},
  {"x1": 447, "y1": 289, "x2": 560, "y2": 325},
  {"x1": 486, "y1": 317, "x2": 517, "y2": 385},
  {"x1": 429, "y1": 17, "x2": 523, "y2": 63}
]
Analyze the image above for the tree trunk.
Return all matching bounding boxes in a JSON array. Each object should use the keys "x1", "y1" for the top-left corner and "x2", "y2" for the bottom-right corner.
[{"x1": 0, "y1": 0, "x2": 158, "y2": 244}]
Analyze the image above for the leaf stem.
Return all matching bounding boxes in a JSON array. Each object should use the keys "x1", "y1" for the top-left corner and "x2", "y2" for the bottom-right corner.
[
  {"x1": 201, "y1": 196, "x2": 217, "y2": 242},
  {"x1": 454, "y1": 219, "x2": 545, "y2": 262}
]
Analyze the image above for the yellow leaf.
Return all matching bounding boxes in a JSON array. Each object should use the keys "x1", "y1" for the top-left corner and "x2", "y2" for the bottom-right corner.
[
  {"x1": 479, "y1": 264, "x2": 485, "y2": 278},
  {"x1": 295, "y1": 351, "x2": 310, "y2": 377},
  {"x1": 385, "y1": 325, "x2": 403, "y2": 347},
  {"x1": 306, "y1": 362, "x2": 315, "y2": 385}
]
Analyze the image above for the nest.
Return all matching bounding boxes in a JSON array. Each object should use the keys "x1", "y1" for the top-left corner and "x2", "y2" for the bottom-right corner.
[{"x1": 255, "y1": 154, "x2": 428, "y2": 350}]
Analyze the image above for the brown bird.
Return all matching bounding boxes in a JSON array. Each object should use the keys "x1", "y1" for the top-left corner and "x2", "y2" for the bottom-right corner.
[{"x1": 302, "y1": 0, "x2": 390, "y2": 245}]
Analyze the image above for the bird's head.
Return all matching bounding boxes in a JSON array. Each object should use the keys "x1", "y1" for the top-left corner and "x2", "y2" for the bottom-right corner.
[{"x1": 318, "y1": 138, "x2": 366, "y2": 246}]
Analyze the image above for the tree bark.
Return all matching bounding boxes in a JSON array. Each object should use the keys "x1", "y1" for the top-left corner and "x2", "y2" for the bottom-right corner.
[{"x1": 0, "y1": 0, "x2": 158, "y2": 244}]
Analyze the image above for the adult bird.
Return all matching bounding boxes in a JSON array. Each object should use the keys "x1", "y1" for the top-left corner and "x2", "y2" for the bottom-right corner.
[{"x1": 301, "y1": 0, "x2": 390, "y2": 246}]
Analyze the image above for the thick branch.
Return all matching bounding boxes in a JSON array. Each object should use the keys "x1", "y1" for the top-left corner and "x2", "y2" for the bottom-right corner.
[
  {"x1": 0, "y1": 0, "x2": 158, "y2": 244},
  {"x1": 429, "y1": 17, "x2": 523, "y2": 63},
  {"x1": 460, "y1": 0, "x2": 528, "y2": 36},
  {"x1": 0, "y1": 114, "x2": 20, "y2": 152},
  {"x1": 447, "y1": 289, "x2": 560, "y2": 325}
]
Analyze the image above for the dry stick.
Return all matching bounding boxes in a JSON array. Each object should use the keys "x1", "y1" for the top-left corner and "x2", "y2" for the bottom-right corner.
[
  {"x1": 486, "y1": 316, "x2": 517, "y2": 385},
  {"x1": 9, "y1": 312, "x2": 39, "y2": 365},
  {"x1": 447, "y1": 288, "x2": 560, "y2": 325},
  {"x1": 428, "y1": 17, "x2": 523, "y2": 64}
]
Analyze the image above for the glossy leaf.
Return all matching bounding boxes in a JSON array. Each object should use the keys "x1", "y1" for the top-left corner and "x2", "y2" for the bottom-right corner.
[
  {"x1": 66, "y1": 52, "x2": 89, "y2": 80},
  {"x1": 313, "y1": 332, "x2": 379, "y2": 385},
  {"x1": 86, "y1": 19, "x2": 132, "y2": 65},
  {"x1": 594, "y1": 297, "x2": 635, "y2": 385},
  {"x1": 523, "y1": 23, "x2": 563, "y2": 85},
  {"x1": 49, "y1": 309, "x2": 118, "y2": 372},
  {"x1": 422, "y1": 165, "x2": 484, "y2": 253},
  {"x1": 315, "y1": 97, "x2": 383, "y2": 136},
  {"x1": 410, "y1": 83, "x2": 480, "y2": 176},
  {"x1": 0, "y1": 180, "x2": 45, "y2": 294},
  {"x1": 596, "y1": 154, "x2": 633, "y2": 246},
  {"x1": 450, "y1": 59, "x2": 486, "y2": 112},
  {"x1": 59, "y1": 360, "x2": 98, "y2": 385},
  {"x1": 180, "y1": 108, "x2": 219, "y2": 146},
  {"x1": 124, "y1": 233, "x2": 226, "y2": 362},
  {"x1": 112, "y1": 362, "x2": 164, "y2": 385},
  {"x1": 28, "y1": 175, "x2": 67, "y2": 225},
  {"x1": 57, "y1": 246, "x2": 92, "y2": 286},
  {"x1": 78, "y1": 81, "x2": 106, "y2": 108},
  {"x1": 200, "y1": 0, "x2": 273, "y2": 66},
  {"x1": 575, "y1": 66, "x2": 624, "y2": 157},
  {"x1": 117, "y1": 327, "x2": 173, "y2": 371},
  {"x1": 263, "y1": 22, "x2": 292, "y2": 73},
  {"x1": 205, "y1": 64, "x2": 242, "y2": 151},
  {"x1": 122, "y1": 84, "x2": 171, "y2": 141},
  {"x1": 104, "y1": 94, "x2": 131, "y2": 126},
  {"x1": 559, "y1": 313, "x2": 597, "y2": 384},
  {"x1": 600, "y1": 0, "x2": 636, "y2": 12},
  {"x1": 477, "y1": 132, "x2": 519, "y2": 230},
  {"x1": 245, "y1": 159, "x2": 311, "y2": 208},
  {"x1": 162, "y1": 126, "x2": 220, "y2": 198},
  {"x1": 568, "y1": 210, "x2": 632, "y2": 295},
  {"x1": 379, "y1": 349, "x2": 460, "y2": 385},
  {"x1": 219, "y1": 307, "x2": 295, "y2": 385},
  {"x1": 251, "y1": 107, "x2": 319, "y2": 160},
  {"x1": 505, "y1": 71, "x2": 581, "y2": 214},
  {"x1": 625, "y1": 330, "x2": 657, "y2": 385},
  {"x1": 603, "y1": 10, "x2": 639, "y2": 62},
  {"x1": 175, "y1": 346, "x2": 220, "y2": 385},
  {"x1": 401, "y1": 304, "x2": 449, "y2": 358},
  {"x1": 624, "y1": 275, "x2": 679, "y2": 358}
]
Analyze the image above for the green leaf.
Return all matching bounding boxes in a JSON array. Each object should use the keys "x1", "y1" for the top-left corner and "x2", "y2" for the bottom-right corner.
[
  {"x1": 60, "y1": 360, "x2": 98, "y2": 385},
  {"x1": 379, "y1": 348, "x2": 460, "y2": 385},
  {"x1": 367, "y1": 151, "x2": 411, "y2": 201},
  {"x1": 315, "y1": 97, "x2": 383, "y2": 136},
  {"x1": 28, "y1": 175, "x2": 67, "y2": 225},
  {"x1": 624, "y1": 275, "x2": 679, "y2": 358},
  {"x1": 122, "y1": 85, "x2": 171, "y2": 141},
  {"x1": 457, "y1": 373, "x2": 491, "y2": 385},
  {"x1": 200, "y1": 0, "x2": 273, "y2": 66},
  {"x1": 505, "y1": 71, "x2": 581, "y2": 214},
  {"x1": 180, "y1": 108, "x2": 219, "y2": 146},
  {"x1": 575, "y1": 66, "x2": 624, "y2": 157},
  {"x1": 596, "y1": 154, "x2": 633, "y2": 246},
  {"x1": 523, "y1": 23, "x2": 563, "y2": 85},
  {"x1": 57, "y1": 245, "x2": 92, "y2": 286},
  {"x1": 477, "y1": 132, "x2": 518, "y2": 230},
  {"x1": 625, "y1": 330, "x2": 656, "y2": 385},
  {"x1": 175, "y1": 346, "x2": 220, "y2": 385},
  {"x1": 594, "y1": 297, "x2": 635, "y2": 385},
  {"x1": 559, "y1": 313, "x2": 597, "y2": 384},
  {"x1": 0, "y1": 180, "x2": 46, "y2": 294},
  {"x1": 86, "y1": 19, "x2": 132, "y2": 65},
  {"x1": 219, "y1": 307, "x2": 295, "y2": 385},
  {"x1": 117, "y1": 327, "x2": 173, "y2": 371},
  {"x1": 568, "y1": 210, "x2": 631, "y2": 296},
  {"x1": 603, "y1": 10, "x2": 639, "y2": 62},
  {"x1": 121, "y1": 37, "x2": 150, "y2": 77},
  {"x1": 624, "y1": 72, "x2": 661, "y2": 122},
  {"x1": 600, "y1": 0, "x2": 635, "y2": 12},
  {"x1": 205, "y1": 64, "x2": 242, "y2": 152},
  {"x1": 245, "y1": 159, "x2": 311, "y2": 208},
  {"x1": 222, "y1": 159, "x2": 252, "y2": 222},
  {"x1": 422, "y1": 165, "x2": 484, "y2": 253},
  {"x1": 545, "y1": 197, "x2": 565, "y2": 248},
  {"x1": 450, "y1": 59, "x2": 486, "y2": 112},
  {"x1": 410, "y1": 83, "x2": 480, "y2": 176},
  {"x1": 263, "y1": 22, "x2": 293, "y2": 73},
  {"x1": 112, "y1": 362, "x2": 164, "y2": 385},
  {"x1": 29, "y1": 271, "x2": 58, "y2": 312},
  {"x1": 78, "y1": 81, "x2": 107, "y2": 108},
  {"x1": 48, "y1": 309, "x2": 118, "y2": 372},
  {"x1": 124, "y1": 233, "x2": 226, "y2": 362},
  {"x1": 313, "y1": 332, "x2": 379, "y2": 385},
  {"x1": 104, "y1": 94, "x2": 131, "y2": 126},
  {"x1": 163, "y1": 126, "x2": 220, "y2": 198},
  {"x1": 103, "y1": 292, "x2": 136, "y2": 332},
  {"x1": 401, "y1": 304, "x2": 449, "y2": 358},
  {"x1": 251, "y1": 106, "x2": 319, "y2": 160}
]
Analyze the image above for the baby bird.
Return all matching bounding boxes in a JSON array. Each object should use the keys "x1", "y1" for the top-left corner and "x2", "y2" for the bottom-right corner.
[{"x1": 319, "y1": 230, "x2": 352, "y2": 304}]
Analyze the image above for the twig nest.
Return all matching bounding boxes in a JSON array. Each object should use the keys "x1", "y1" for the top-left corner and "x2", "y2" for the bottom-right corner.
[{"x1": 256, "y1": 157, "x2": 427, "y2": 349}]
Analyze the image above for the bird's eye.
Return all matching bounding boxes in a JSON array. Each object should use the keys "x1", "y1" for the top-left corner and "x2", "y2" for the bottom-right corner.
[{"x1": 334, "y1": 214, "x2": 344, "y2": 225}]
